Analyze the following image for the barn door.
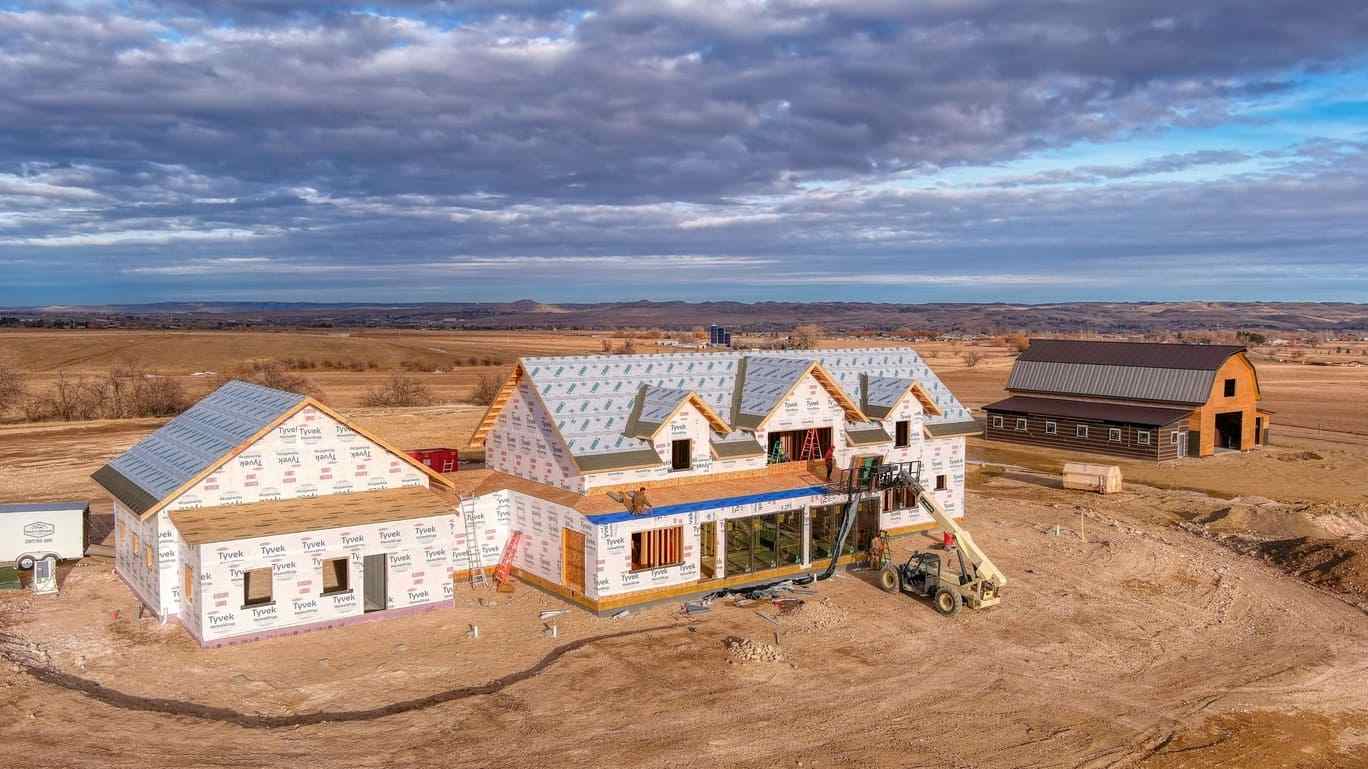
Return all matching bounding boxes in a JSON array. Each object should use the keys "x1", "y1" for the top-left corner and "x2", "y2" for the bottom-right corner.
[{"x1": 562, "y1": 529, "x2": 586, "y2": 595}]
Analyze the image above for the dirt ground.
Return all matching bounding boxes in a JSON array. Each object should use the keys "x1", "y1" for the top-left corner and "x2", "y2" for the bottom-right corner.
[
  {"x1": 3, "y1": 330, "x2": 1368, "y2": 767},
  {"x1": 3, "y1": 473, "x2": 1368, "y2": 768}
]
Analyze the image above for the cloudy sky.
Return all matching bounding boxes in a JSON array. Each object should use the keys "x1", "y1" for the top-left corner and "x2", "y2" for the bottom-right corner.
[{"x1": 3, "y1": 1, "x2": 1367, "y2": 306}]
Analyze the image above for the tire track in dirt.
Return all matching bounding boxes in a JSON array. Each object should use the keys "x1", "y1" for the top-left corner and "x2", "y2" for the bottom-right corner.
[{"x1": 1, "y1": 625, "x2": 676, "y2": 729}]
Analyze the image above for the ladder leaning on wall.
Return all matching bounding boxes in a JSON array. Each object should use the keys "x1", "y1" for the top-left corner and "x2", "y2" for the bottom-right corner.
[{"x1": 460, "y1": 495, "x2": 488, "y2": 588}]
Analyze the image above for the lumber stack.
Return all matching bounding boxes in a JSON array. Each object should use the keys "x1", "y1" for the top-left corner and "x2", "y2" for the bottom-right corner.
[{"x1": 1062, "y1": 462, "x2": 1122, "y2": 494}]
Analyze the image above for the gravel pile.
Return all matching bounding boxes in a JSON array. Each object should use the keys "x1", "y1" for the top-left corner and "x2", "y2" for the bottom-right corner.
[
  {"x1": 723, "y1": 636, "x2": 784, "y2": 664},
  {"x1": 777, "y1": 599, "x2": 848, "y2": 633}
]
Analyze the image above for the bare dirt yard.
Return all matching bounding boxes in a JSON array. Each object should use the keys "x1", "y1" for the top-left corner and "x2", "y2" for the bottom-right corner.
[
  {"x1": 3, "y1": 474, "x2": 1368, "y2": 768},
  {"x1": 3, "y1": 330, "x2": 1368, "y2": 767}
]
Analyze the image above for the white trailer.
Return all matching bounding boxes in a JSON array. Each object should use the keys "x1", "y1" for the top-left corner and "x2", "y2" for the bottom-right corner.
[{"x1": 0, "y1": 502, "x2": 88, "y2": 569}]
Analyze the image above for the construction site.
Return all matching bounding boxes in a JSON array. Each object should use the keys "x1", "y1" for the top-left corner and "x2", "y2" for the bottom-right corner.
[{"x1": 2, "y1": 334, "x2": 1368, "y2": 767}]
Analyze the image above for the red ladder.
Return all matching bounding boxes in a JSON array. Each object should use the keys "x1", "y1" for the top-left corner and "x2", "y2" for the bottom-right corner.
[
  {"x1": 797, "y1": 428, "x2": 822, "y2": 461},
  {"x1": 494, "y1": 531, "x2": 524, "y2": 586}
]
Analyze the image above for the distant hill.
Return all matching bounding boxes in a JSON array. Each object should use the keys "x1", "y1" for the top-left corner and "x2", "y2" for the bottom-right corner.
[{"x1": 4, "y1": 300, "x2": 1367, "y2": 333}]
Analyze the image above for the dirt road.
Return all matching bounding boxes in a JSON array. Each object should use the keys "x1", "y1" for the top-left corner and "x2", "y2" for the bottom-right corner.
[{"x1": 3, "y1": 475, "x2": 1366, "y2": 768}]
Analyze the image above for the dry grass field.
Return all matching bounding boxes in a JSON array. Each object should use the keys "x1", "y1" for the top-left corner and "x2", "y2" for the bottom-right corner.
[{"x1": 2, "y1": 329, "x2": 1368, "y2": 767}]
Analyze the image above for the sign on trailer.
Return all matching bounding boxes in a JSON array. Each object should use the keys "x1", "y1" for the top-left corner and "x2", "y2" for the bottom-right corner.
[{"x1": 0, "y1": 501, "x2": 88, "y2": 570}]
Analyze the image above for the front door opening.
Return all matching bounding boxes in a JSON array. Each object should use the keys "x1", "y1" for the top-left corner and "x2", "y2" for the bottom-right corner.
[
  {"x1": 363, "y1": 553, "x2": 387, "y2": 613},
  {"x1": 562, "y1": 528, "x2": 586, "y2": 594},
  {"x1": 1215, "y1": 411, "x2": 1243, "y2": 451}
]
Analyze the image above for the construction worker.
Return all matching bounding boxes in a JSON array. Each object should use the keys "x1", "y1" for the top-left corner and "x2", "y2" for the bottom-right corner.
[{"x1": 822, "y1": 444, "x2": 834, "y2": 480}]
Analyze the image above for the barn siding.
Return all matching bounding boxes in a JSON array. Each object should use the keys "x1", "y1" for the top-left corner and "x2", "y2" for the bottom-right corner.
[{"x1": 984, "y1": 409, "x2": 1189, "y2": 461}]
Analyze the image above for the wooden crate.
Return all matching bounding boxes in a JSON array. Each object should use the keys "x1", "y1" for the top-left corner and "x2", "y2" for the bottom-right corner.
[{"x1": 1062, "y1": 462, "x2": 1123, "y2": 494}]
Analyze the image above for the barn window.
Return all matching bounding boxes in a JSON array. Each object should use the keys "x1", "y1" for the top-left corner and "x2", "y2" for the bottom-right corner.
[
  {"x1": 321, "y1": 557, "x2": 350, "y2": 595},
  {"x1": 1137, "y1": 430, "x2": 1151, "y2": 445},
  {"x1": 1076, "y1": 425, "x2": 1088, "y2": 439},
  {"x1": 894, "y1": 420, "x2": 910, "y2": 447},
  {"x1": 1224, "y1": 378, "x2": 1236, "y2": 397},
  {"x1": 935, "y1": 474, "x2": 948, "y2": 491},
  {"x1": 1109, "y1": 428, "x2": 1122, "y2": 442},
  {"x1": 671, "y1": 439, "x2": 692, "y2": 471},
  {"x1": 1045, "y1": 421, "x2": 1057, "y2": 435},
  {"x1": 182, "y1": 566, "x2": 194, "y2": 603},
  {"x1": 631, "y1": 526, "x2": 683, "y2": 571},
  {"x1": 991, "y1": 416, "x2": 1004, "y2": 429},
  {"x1": 1172, "y1": 432, "x2": 1181, "y2": 445},
  {"x1": 243, "y1": 567, "x2": 274, "y2": 607},
  {"x1": 1015, "y1": 418, "x2": 1027, "y2": 432}
]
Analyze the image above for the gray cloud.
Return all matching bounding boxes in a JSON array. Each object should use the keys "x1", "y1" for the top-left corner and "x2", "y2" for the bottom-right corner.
[{"x1": 2, "y1": 1, "x2": 1368, "y2": 302}]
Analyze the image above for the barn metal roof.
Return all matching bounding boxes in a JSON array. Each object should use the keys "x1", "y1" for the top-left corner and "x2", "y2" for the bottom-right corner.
[
  {"x1": 518, "y1": 349, "x2": 971, "y2": 464},
  {"x1": 1008, "y1": 360, "x2": 1217, "y2": 405},
  {"x1": 984, "y1": 395, "x2": 1193, "y2": 426},
  {"x1": 92, "y1": 380, "x2": 305, "y2": 514},
  {"x1": 1019, "y1": 340, "x2": 1245, "y2": 370}
]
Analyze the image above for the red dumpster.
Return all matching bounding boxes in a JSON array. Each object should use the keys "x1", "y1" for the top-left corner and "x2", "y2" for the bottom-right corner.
[{"x1": 407, "y1": 447, "x2": 459, "y2": 473}]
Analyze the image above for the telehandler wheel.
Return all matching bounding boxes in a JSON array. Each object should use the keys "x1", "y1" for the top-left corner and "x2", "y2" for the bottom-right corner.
[
  {"x1": 879, "y1": 565, "x2": 900, "y2": 593},
  {"x1": 933, "y1": 587, "x2": 962, "y2": 616}
]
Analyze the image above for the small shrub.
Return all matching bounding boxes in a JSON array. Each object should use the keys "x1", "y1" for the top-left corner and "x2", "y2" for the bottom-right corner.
[
  {"x1": 469, "y1": 373, "x2": 506, "y2": 406},
  {"x1": 0, "y1": 363, "x2": 25, "y2": 415},
  {"x1": 363, "y1": 374, "x2": 434, "y2": 408},
  {"x1": 214, "y1": 361, "x2": 323, "y2": 399}
]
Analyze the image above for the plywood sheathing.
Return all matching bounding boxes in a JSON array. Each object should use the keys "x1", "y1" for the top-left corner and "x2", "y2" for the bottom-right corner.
[{"x1": 169, "y1": 486, "x2": 459, "y2": 545}]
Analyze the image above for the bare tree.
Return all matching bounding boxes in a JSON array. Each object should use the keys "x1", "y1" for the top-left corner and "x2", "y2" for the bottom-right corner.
[
  {"x1": 214, "y1": 360, "x2": 323, "y2": 399},
  {"x1": 962, "y1": 351, "x2": 982, "y2": 368},
  {"x1": 469, "y1": 373, "x2": 506, "y2": 405},
  {"x1": 791, "y1": 324, "x2": 822, "y2": 349},
  {"x1": 363, "y1": 373, "x2": 434, "y2": 408},
  {"x1": 0, "y1": 363, "x2": 25, "y2": 416}
]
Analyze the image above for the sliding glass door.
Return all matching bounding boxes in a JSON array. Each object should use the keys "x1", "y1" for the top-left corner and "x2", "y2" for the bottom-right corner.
[{"x1": 724, "y1": 509, "x2": 804, "y2": 576}]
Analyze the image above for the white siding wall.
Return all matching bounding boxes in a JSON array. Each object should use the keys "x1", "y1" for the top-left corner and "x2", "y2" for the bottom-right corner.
[
  {"x1": 166, "y1": 405, "x2": 428, "y2": 512},
  {"x1": 581, "y1": 400, "x2": 740, "y2": 490},
  {"x1": 113, "y1": 499, "x2": 162, "y2": 615},
  {"x1": 485, "y1": 382, "x2": 584, "y2": 491},
  {"x1": 756, "y1": 372, "x2": 853, "y2": 464},
  {"x1": 196, "y1": 510, "x2": 457, "y2": 644}
]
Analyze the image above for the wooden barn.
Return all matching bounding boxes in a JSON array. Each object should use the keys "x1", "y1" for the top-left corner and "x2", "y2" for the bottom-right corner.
[{"x1": 983, "y1": 340, "x2": 1270, "y2": 461}]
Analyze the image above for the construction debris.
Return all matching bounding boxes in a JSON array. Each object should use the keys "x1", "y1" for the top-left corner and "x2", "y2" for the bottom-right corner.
[
  {"x1": 776, "y1": 599, "x2": 848, "y2": 633},
  {"x1": 539, "y1": 609, "x2": 569, "y2": 621},
  {"x1": 724, "y1": 636, "x2": 784, "y2": 664},
  {"x1": 466, "y1": 624, "x2": 479, "y2": 639},
  {"x1": 611, "y1": 609, "x2": 631, "y2": 620},
  {"x1": 681, "y1": 601, "x2": 711, "y2": 615}
]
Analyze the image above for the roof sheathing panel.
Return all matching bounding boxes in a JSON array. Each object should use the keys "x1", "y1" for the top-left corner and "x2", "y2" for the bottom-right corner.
[
  {"x1": 518, "y1": 348, "x2": 971, "y2": 462},
  {"x1": 98, "y1": 381, "x2": 305, "y2": 507}
]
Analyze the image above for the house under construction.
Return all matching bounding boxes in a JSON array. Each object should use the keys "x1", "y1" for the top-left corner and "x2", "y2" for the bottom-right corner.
[{"x1": 93, "y1": 348, "x2": 980, "y2": 646}]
